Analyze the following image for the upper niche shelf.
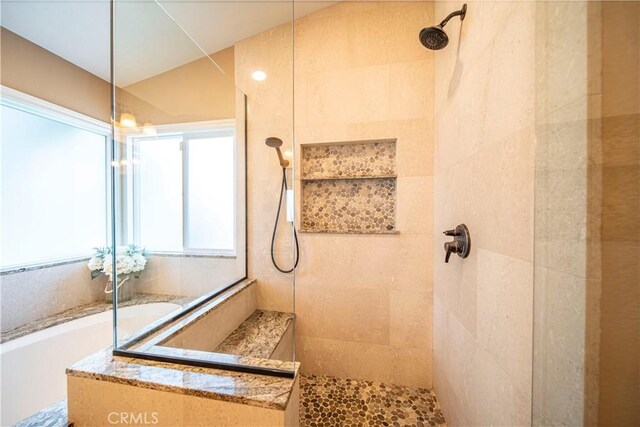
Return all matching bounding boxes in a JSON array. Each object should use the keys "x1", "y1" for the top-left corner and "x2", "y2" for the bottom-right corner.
[{"x1": 301, "y1": 138, "x2": 397, "y2": 180}]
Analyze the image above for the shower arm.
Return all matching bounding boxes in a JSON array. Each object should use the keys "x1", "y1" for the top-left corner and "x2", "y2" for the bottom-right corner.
[{"x1": 438, "y1": 4, "x2": 467, "y2": 28}]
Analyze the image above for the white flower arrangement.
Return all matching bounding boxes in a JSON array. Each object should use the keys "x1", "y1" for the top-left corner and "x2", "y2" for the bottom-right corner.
[{"x1": 88, "y1": 245, "x2": 147, "y2": 294}]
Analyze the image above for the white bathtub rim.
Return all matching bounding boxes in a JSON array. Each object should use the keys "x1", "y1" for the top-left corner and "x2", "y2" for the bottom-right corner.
[{"x1": 0, "y1": 302, "x2": 181, "y2": 354}]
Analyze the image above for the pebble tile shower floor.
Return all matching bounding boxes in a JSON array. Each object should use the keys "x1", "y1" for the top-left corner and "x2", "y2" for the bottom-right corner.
[
  {"x1": 16, "y1": 373, "x2": 447, "y2": 426},
  {"x1": 300, "y1": 374, "x2": 447, "y2": 427}
]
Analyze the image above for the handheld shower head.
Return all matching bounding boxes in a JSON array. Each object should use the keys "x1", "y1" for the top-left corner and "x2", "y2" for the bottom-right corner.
[
  {"x1": 419, "y1": 3, "x2": 466, "y2": 51},
  {"x1": 265, "y1": 137, "x2": 290, "y2": 168},
  {"x1": 265, "y1": 137, "x2": 283, "y2": 148}
]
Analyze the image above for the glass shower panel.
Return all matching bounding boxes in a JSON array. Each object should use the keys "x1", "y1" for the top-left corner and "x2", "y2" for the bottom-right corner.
[
  {"x1": 111, "y1": 0, "x2": 247, "y2": 346},
  {"x1": 112, "y1": 0, "x2": 295, "y2": 374}
]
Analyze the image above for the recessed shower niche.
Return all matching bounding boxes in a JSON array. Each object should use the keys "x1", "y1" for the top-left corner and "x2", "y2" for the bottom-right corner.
[{"x1": 300, "y1": 139, "x2": 397, "y2": 234}]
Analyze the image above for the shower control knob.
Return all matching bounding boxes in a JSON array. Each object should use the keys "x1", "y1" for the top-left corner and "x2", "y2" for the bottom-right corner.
[
  {"x1": 444, "y1": 241, "x2": 460, "y2": 263},
  {"x1": 443, "y1": 224, "x2": 471, "y2": 263}
]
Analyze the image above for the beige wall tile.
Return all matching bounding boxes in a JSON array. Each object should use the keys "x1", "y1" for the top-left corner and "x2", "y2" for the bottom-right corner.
[
  {"x1": 295, "y1": 285, "x2": 390, "y2": 345},
  {"x1": 434, "y1": 1, "x2": 537, "y2": 424},
  {"x1": 391, "y1": 346, "x2": 433, "y2": 388},
  {"x1": 396, "y1": 176, "x2": 433, "y2": 235},
  {"x1": 390, "y1": 290, "x2": 432, "y2": 350},
  {"x1": 294, "y1": 13, "x2": 349, "y2": 76},
  {"x1": 239, "y1": 1, "x2": 435, "y2": 388},
  {"x1": 346, "y1": 2, "x2": 433, "y2": 69},
  {"x1": 346, "y1": 235, "x2": 402, "y2": 290},
  {"x1": 473, "y1": 346, "x2": 531, "y2": 426},
  {"x1": 433, "y1": 238, "x2": 477, "y2": 336},
  {"x1": 476, "y1": 250, "x2": 533, "y2": 396},
  {"x1": 304, "y1": 65, "x2": 391, "y2": 127},
  {"x1": 393, "y1": 234, "x2": 434, "y2": 292},
  {"x1": 389, "y1": 60, "x2": 434, "y2": 121},
  {"x1": 296, "y1": 335, "x2": 432, "y2": 388},
  {"x1": 297, "y1": 335, "x2": 393, "y2": 383}
]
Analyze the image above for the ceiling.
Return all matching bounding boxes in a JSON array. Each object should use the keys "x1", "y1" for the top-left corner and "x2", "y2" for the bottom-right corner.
[{"x1": 1, "y1": 0, "x2": 336, "y2": 86}]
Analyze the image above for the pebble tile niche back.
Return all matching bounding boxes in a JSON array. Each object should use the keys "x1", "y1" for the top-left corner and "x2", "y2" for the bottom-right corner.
[{"x1": 300, "y1": 139, "x2": 398, "y2": 234}]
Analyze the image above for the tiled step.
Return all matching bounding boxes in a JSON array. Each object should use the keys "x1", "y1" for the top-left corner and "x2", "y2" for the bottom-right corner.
[{"x1": 215, "y1": 310, "x2": 295, "y2": 359}]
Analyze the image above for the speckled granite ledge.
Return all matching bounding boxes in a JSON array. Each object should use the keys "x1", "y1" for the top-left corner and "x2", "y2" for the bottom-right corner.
[
  {"x1": 216, "y1": 310, "x2": 294, "y2": 359},
  {"x1": 1, "y1": 293, "x2": 192, "y2": 344},
  {"x1": 67, "y1": 347, "x2": 299, "y2": 411}
]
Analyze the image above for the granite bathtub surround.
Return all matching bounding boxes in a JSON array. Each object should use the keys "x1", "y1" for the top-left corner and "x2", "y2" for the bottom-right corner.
[
  {"x1": 302, "y1": 139, "x2": 397, "y2": 180},
  {"x1": 1, "y1": 293, "x2": 192, "y2": 343},
  {"x1": 66, "y1": 347, "x2": 300, "y2": 426},
  {"x1": 237, "y1": 1, "x2": 434, "y2": 388},
  {"x1": 215, "y1": 310, "x2": 295, "y2": 359}
]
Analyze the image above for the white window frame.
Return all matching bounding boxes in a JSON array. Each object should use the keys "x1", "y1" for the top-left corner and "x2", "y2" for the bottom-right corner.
[
  {"x1": 0, "y1": 86, "x2": 112, "y2": 271},
  {"x1": 124, "y1": 119, "x2": 237, "y2": 257}
]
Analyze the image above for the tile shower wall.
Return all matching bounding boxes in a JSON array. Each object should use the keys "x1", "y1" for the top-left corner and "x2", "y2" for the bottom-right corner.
[
  {"x1": 433, "y1": 2, "x2": 535, "y2": 425},
  {"x1": 236, "y1": 1, "x2": 434, "y2": 386}
]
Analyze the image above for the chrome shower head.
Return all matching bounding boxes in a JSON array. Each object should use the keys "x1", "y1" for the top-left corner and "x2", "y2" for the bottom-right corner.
[
  {"x1": 419, "y1": 3, "x2": 466, "y2": 51},
  {"x1": 265, "y1": 137, "x2": 289, "y2": 168}
]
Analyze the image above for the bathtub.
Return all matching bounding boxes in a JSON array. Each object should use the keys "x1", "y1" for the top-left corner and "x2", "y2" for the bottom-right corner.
[{"x1": 0, "y1": 302, "x2": 181, "y2": 426}]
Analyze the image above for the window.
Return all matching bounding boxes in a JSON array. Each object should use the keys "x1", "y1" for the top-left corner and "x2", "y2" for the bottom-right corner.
[
  {"x1": 0, "y1": 88, "x2": 109, "y2": 270},
  {"x1": 128, "y1": 123, "x2": 236, "y2": 255}
]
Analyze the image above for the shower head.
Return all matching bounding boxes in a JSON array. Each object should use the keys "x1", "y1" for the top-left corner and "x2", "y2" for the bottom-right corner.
[
  {"x1": 265, "y1": 137, "x2": 283, "y2": 148},
  {"x1": 265, "y1": 137, "x2": 289, "y2": 168},
  {"x1": 419, "y1": 25, "x2": 449, "y2": 50},
  {"x1": 419, "y1": 3, "x2": 466, "y2": 51}
]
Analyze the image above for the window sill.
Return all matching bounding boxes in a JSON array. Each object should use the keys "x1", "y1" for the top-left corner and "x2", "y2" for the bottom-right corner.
[
  {"x1": 150, "y1": 251, "x2": 236, "y2": 259},
  {"x1": 0, "y1": 256, "x2": 91, "y2": 276}
]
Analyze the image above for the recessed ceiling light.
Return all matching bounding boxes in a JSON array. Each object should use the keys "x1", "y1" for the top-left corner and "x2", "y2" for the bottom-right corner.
[{"x1": 251, "y1": 70, "x2": 267, "y2": 81}]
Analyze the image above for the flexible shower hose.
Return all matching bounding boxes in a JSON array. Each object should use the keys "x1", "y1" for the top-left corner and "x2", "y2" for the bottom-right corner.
[{"x1": 271, "y1": 168, "x2": 300, "y2": 273}]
